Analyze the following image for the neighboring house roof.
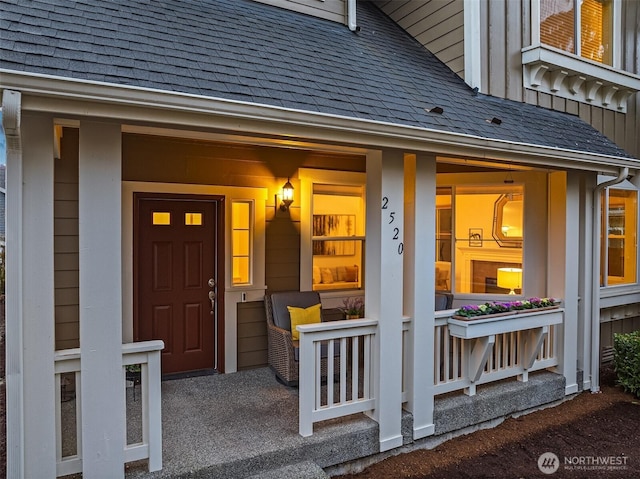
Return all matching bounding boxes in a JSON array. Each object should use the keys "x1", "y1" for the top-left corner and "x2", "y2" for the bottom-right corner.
[{"x1": 0, "y1": 0, "x2": 635, "y2": 159}]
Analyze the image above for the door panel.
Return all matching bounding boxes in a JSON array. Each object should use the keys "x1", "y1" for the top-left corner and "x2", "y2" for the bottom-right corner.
[{"x1": 136, "y1": 197, "x2": 218, "y2": 374}]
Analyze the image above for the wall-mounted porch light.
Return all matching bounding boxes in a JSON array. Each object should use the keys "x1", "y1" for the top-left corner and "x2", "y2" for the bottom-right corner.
[
  {"x1": 497, "y1": 267, "x2": 522, "y2": 295},
  {"x1": 279, "y1": 178, "x2": 294, "y2": 212}
]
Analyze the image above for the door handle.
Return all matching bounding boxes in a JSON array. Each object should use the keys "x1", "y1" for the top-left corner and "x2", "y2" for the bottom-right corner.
[{"x1": 208, "y1": 290, "x2": 216, "y2": 313}]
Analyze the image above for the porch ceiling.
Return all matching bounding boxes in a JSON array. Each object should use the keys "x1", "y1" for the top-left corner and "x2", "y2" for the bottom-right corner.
[{"x1": 1, "y1": 0, "x2": 636, "y2": 165}]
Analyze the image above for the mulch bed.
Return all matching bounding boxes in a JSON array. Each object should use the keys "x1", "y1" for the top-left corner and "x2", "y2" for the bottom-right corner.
[{"x1": 337, "y1": 365, "x2": 639, "y2": 478}]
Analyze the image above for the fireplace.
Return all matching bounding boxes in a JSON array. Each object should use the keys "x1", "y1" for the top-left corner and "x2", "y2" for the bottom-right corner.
[{"x1": 472, "y1": 260, "x2": 522, "y2": 294}]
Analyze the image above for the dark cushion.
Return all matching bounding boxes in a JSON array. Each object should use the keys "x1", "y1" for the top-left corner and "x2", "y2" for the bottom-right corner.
[
  {"x1": 435, "y1": 291, "x2": 453, "y2": 310},
  {"x1": 270, "y1": 291, "x2": 323, "y2": 331}
]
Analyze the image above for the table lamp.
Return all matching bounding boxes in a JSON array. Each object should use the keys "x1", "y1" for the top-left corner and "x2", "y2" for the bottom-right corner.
[{"x1": 497, "y1": 267, "x2": 522, "y2": 295}]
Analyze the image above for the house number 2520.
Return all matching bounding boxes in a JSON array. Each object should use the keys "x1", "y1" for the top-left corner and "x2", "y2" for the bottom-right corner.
[{"x1": 382, "y1": 196, "x2": 403, "y2": 255}]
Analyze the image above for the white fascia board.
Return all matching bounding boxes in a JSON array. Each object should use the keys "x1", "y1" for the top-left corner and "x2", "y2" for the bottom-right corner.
[{"x1": 1, "y1": 69, "x2": 638, "y2": 173}]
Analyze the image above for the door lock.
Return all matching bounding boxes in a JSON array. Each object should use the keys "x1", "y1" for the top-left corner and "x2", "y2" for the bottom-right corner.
[{"x1": 208, "y1": 278, "x2": 216, "y2": 288}]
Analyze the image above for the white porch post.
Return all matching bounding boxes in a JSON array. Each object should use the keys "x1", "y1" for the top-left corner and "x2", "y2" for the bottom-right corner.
[
  {"x1": 3, "y1": 91, "x2": 58, "y2": 478},
  {"x1": 79, "y1": 121, "x2": 125, "y2": 476},
  {"x1": 578, "y1": 173, "x2": 595, "y2": 391},
  {"x1": 22, "y1": 113, "x2": 58, "y2": 477},
  {"x1": 548, "y1": 172, "x2": 579, "y2": 395},
  {"x1": 366, "y1": 149, "x2": 404, "y2": 452},
  {"x1": 404, "y1": 153, "x2": 437, "y2": 438}
]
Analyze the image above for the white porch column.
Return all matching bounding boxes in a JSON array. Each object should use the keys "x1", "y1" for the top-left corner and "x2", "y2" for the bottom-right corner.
[
  {"x1": 366, "y1": 149, "x2": 404, "y2": 452},
  {"x1": 22, "y1": 113, "x2": 58, "y2": 477},
  {"x1": 79, "y1": 121, "x2": 125, "y2": 477},
  {"x1": 404, "y1": 153, "x2": 437, "y2": 438},
  {"x1": 4, "y1": 91, "x2": 58, "y2": 478},
  {"x1": 548, "y1": 172, "x2": 579, "y2": 395},
  {"x1": 578, "y1": 173, "x2": 596, "y2": 391}
]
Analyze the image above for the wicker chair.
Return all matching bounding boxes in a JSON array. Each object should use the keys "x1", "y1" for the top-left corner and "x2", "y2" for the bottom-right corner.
[{"x1": 264, "y1": 291, "x2": 325, "y2": 386}]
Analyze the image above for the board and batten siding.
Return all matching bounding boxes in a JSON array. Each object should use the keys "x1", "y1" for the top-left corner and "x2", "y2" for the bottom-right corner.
[
  {"x1": 251, "y1": 0, "x2": 347, "y2": 24},
  {"x1": 378, "y1": 0, "x2": 465, "y2": 77},
  {"x1": 477, "y1": 0, "x2": 640, "y2": 159},
  {"x1": 54, "y1": 127, "x2": 80, "y2": 351},
  {"x1": 378, "y1": 0, "x2": 639, "y2": 158}
]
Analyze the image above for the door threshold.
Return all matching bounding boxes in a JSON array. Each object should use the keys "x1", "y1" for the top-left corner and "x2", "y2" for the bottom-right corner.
[{"x1": 162, "y1": 368, "x2": 218, "y2": 381}]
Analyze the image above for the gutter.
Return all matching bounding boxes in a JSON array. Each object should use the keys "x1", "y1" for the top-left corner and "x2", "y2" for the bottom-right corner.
[
  {"x1": 2, "y1": 89, "x2": 24, "y2": 478},
  {"x1": 590, "y1": 167, "x2": 629, "y2": 393},
  {"x1": 1, "y1": 69, "x2": 638, "y2": 172}
]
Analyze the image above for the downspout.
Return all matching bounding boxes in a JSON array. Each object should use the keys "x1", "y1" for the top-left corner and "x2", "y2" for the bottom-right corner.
[
  {"x1": 348, "y1": 0, "x2": 359, "y2": 32},
  {"x1": 591, "y1": 167, "x2": 628, "y2": 393},
  {"x1": 2, "y1": 88, "x2": 24, "y2": 478}
]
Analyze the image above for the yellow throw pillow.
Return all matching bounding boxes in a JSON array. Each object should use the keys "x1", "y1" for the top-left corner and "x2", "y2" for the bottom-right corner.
[{"x1": 287, "y1": 303, "x2": 322, "y2": 340}]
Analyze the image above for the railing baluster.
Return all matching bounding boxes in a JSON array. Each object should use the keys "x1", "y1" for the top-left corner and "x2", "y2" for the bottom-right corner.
[
  {"x1": 327, "y1": 340, "x2": 334, "y2": 407},
  {"x1": 352, "y1": 336, "x2": 359, "y2": 400},
  {"x1": 315, "y1": 341, "x2": 322, "y2": 408},
  {"x1": 434, "y1": 326, "x2": 442, "y2": 383},
  {"x1": 340, "y1": 337, "x2": 347, "y2": 403}
]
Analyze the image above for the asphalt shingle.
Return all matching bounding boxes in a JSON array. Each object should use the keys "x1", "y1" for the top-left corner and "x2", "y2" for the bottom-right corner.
[{"x1": 0, "y1": 0, "x2": 633, "y2": 159}]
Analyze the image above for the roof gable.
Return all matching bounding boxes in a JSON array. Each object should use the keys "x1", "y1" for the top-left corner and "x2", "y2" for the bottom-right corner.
[{"x1": 0, "y1": 0, "x2": 634, "y2": 159}]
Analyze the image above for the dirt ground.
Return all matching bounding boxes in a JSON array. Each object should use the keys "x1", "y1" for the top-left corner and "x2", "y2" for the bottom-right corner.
[{"x1": 337, "y1": 365, "x2": 639, "y2": 479}]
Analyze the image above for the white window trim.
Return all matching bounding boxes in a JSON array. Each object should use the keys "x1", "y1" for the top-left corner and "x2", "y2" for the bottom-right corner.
[
  {"x1": 524, "y1": 0, "x2": 640, "y2": 112},
  {"x1": 299, "y1": 168, "x2": 366, "y2": 308},
  {"x1": 598, "y1": 176, "x2": 639, "y2": 291},
  {"x1": 231, "y1": 199, "x2": 255, "y2": 287},
  {"x1": 122, "y1": 181, "x2": 267, "y2": 374}
]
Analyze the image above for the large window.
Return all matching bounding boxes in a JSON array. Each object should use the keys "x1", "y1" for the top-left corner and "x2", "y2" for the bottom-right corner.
[
  {"x1": 601, "y1": 187, "x2": 637, "y2": 286},
  {"x1": 540, "y1": 0, "x2": 613, "y2": 65},
  {"x1": 436, "y1": 185, "x2": 524, "y2": 295},
  {"x1": 311, "y1": 184, "x2": 365, "y2": 292}
]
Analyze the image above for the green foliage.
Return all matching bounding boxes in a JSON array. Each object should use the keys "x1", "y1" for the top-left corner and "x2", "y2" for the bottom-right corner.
[{"x1": 613, "y1": 331, "x2": 640, "y2": 398}]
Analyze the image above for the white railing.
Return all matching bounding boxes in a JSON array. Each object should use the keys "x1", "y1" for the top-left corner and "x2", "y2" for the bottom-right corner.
[
  {"x1": 432, "y1": 310, "x2": 561, "y2": 396},
  {"x1": 54, "y1": 340, "x2": 164, "y2": 477},
  {"x1": 298, "y1": 319, "x2": 377, "y2": 436}
]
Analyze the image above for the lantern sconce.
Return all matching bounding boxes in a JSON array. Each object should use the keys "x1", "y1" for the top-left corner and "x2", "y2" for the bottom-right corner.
[{"x1": 278, "y1": 178, "x2": 294, "y2": 212}]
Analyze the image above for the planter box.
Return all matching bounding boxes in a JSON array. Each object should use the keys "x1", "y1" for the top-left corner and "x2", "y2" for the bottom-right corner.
[{"x1": 448, "y1": 307, "x2": 563, "y2": 339}]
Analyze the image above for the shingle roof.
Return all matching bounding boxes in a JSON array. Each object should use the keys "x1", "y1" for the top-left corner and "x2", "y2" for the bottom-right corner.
[{"x1": 0, "y1": 0, "x2": 634, "y2": 159}]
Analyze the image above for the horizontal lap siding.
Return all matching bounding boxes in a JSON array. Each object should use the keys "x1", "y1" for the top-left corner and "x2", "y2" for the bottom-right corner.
[
  {"x1": 251, "y1": 0, "x2": 346, "y2": 24},
  {"x1": 379, "y1": 0, "x2": 464, "y2": 77},
  {"x1": 55, "y1": 128, "x2": 80, "y2": 350},
  {"x1": 124, "y1": 134, "x2": 365, "y2": 368},
  {"x1": 237, "y1": 301, "x2": 268, "y2": 370}
]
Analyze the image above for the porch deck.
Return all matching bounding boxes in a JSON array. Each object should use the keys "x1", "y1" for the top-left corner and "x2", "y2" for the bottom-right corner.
[{"x1": 116, "y1": 367, "x2": 565, "y2": 479}]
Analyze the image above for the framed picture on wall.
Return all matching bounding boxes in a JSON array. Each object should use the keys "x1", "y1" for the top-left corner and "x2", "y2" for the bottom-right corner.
[{"x1": 469, "y1": 228, "x2": 483, "y2": 247}]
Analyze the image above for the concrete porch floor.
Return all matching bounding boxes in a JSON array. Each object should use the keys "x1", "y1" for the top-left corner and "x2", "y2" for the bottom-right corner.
[
  {"x1": 124, "y1": 367, "x2": 378, "y2": 479},
  {"x1": 113, "y1": 367, "x2": 566, "y2": 479}
]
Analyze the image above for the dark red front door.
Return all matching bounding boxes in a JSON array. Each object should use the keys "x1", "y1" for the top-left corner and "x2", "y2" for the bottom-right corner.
[{"x1": 135, "y1": 195, "x2": 221, "y2": 374}]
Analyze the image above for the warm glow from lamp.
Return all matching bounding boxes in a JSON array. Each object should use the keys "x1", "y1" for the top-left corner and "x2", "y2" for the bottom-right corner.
[
  {"x1": 280, "y1": 178, "x2": 294, "y2": 211},
  {"x1": 497, "y1": 267, "x2": 522, "y2": 295}
]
